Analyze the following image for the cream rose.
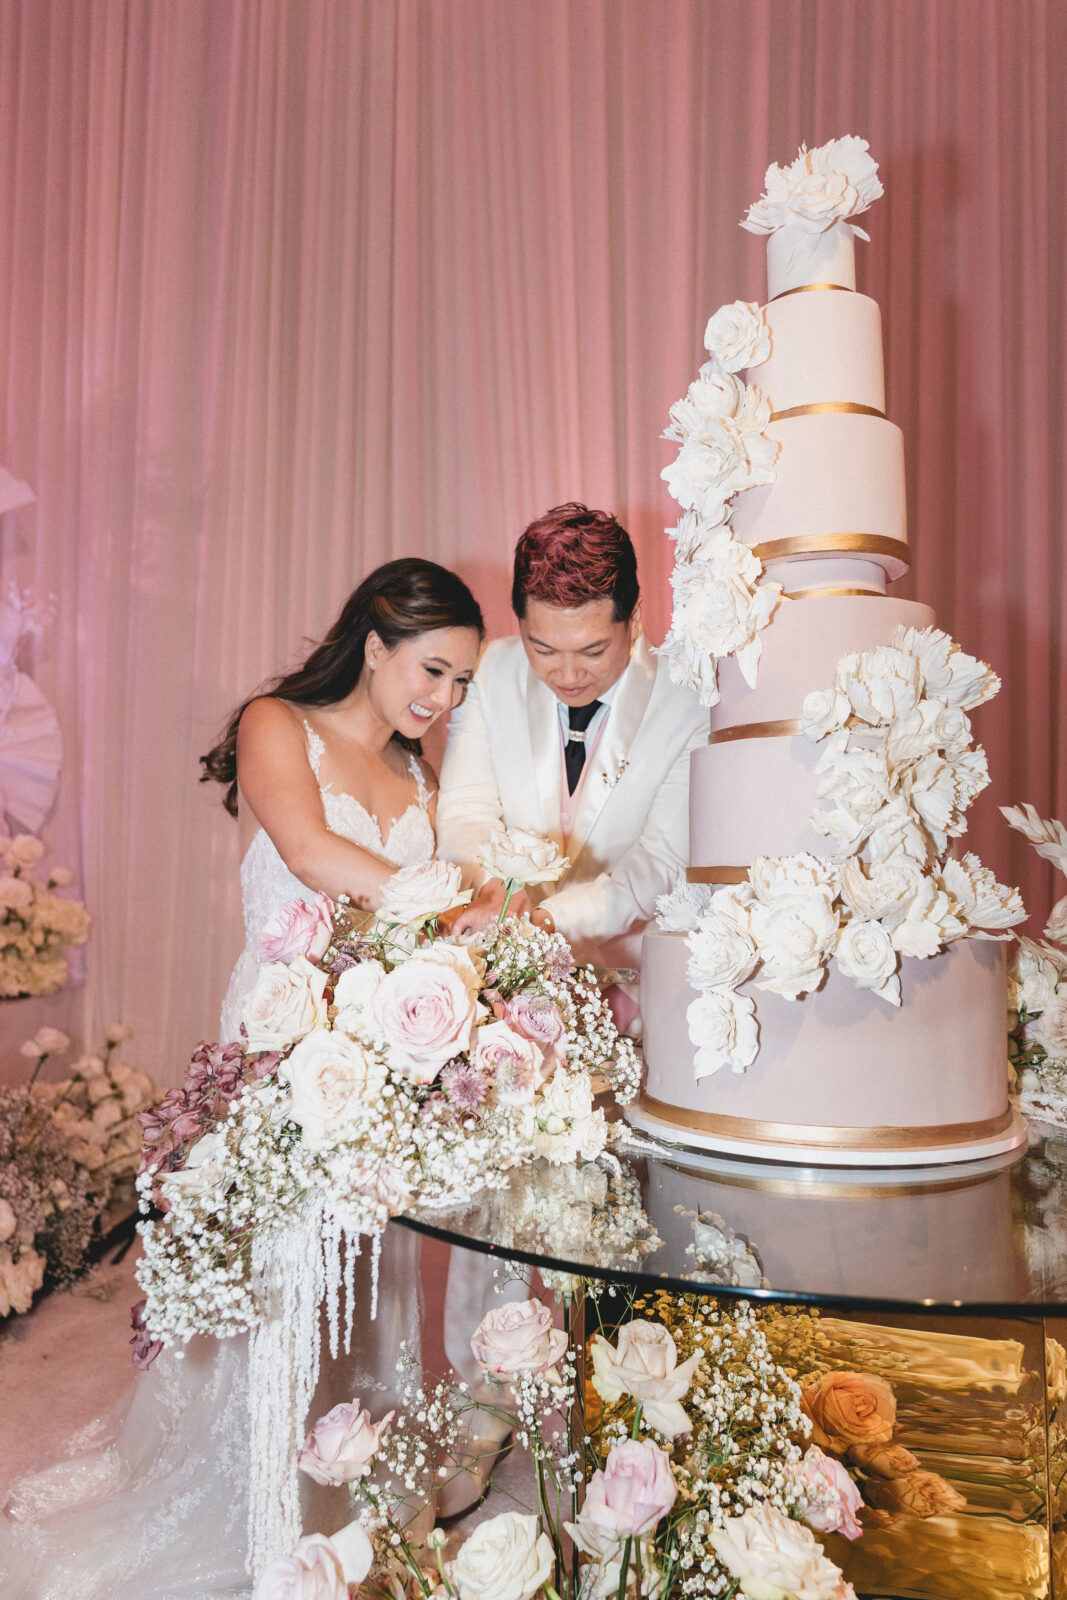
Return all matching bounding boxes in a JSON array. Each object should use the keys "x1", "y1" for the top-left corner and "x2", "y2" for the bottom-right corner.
[
  {"x1": 471, "y1": 1297, "x2": 567, "y2": 1378},
  {"x1": 9, "y1": 833, "x2": 44, "y2": 866},
  {"x1": 251, "y1": 1536, "x2": 347, "y2": 1600},
  {"x1": 703, "y1": 300, "x2": 770, "y2": 373},
  {"x1": 241, "y1": 956, "x2": 328, "y2": 1053},
  {"x1": 1031, "y1": 991, "x2": 1067, "y2": 1058},
  {"x1": 370, "y1": 950, "x2": 479, "y2": 1081},
  {"x1": 331, "y1": 959, "x2": 387, "y2": 1037},
  {"x1": 448, "y1": 1512, "x2": 554, "y2": 1600},
  {"x1": 802, "y1": 1370, "x2": 896, "y2": 1449},
  {"x1": 478, "y1": 827, "x2": 568, "y2": 888},
  {"x1": 687, "y1": 990, "x2": 759, "y2": 1078},
  {"x1": 590, "y1": 1321, "x2": 701, "y2": 1438},
  {"x1": 377, "y1": 859, "x2": 469, "y2": 926},
  {"x1": 282, "y1": 1029, "x2": 387, "y2": 1147},
  {"x1": 709, "y1": 1502, "x2": 855, "y2": 1600},
  {"x1": 298, "y1": 1401, "x2": 394, "y2": 1486},
  {"x1": 474, "y1": 1020, "x2": 544, "y2": 1106},
  {"x1": 834, "y1": 918, "x2": 900, "y2": 1005},
  {"x1": 582, "y1": 1439, "x2": 677, "y2": 1537},
  {"x1": 0, "y1": 875, "x2": 33, "y2": 910},
  {"x1": 1046, "y1": 894, "x2": 1067, "y2": 945},
  {"x1": 533, "y1": 1069, "x2": 607, "y2": 1164}
]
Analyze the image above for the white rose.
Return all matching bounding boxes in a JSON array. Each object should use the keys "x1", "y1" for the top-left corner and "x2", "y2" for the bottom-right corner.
[
  {"x1": 686, "y1": 990, "x2": 759, "y2": 1078},
  {"x1": 241, "y1": 956, "x2": 328, "y2": 1053},
  {"x1": 655, "y1": 881, "x2": 712, "y2": 932},
  {"x1": 331, "y1": 959, "x2": 387, "y2": 1037},
  {"x1": 590, "y1": 1321, "x2": 701, "y2": 1438},
  {"x1": 282, "y1": 1029, "x2": 387, "y2": 1148},
  {"x1": 448, "y1": 1512, "x2": 554, "y2": 1600},
  {"x1": 1011, "y1": 938, "x2": 1062, "y2": 1015},
  {"x1": 533, "y1": 1070, "x2": 607, "y2": 1164},
  {"x1": 703, "y1": 300, "x2": 770, "y2": 373},
  {"x1": 893, "y1": 624, "x2": 999, "y2": 710},
  {"x1": 663, "y1": 371, "x2": 745, "y2": 444},
  {"x1": 478, "y1": 827, "x2": 569, "y2": 888},
  {"x1": 158, "y1": 1129, "x2": 227, "y2": 1203},
  {"x1": 941, "y1": 854, "x2": 1025, "y2": 937},
  {"x1": 377, "y1": 859, "x2": 469, "y2": 926},
  {"x1": 801, "y1": 686, "x2": 851, "y2": 741},
  {"x1": 686, "y1": 909, "x2": 758, "y2": 991},
  {"x1": 751, "y1": 891, "x2": 838, "y2": 1000},
  {"x1": 835, "y1": 918, "x2": 900, "y2": 1005},
  {"x1": 709, "y1": 1501, "x2": 852, "y2": 1600}
]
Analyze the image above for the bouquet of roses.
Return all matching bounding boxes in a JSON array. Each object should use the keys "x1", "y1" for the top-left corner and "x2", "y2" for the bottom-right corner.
[
  {"x1": 134, "y1": 831, "x2": 641, "y2": 1354},
  {"x1": 0, "y1": 832, "x2": 90, "y2": 997}
]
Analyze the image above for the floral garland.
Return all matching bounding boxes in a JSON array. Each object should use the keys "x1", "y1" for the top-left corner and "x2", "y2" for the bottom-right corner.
[
  {"x1": 1002, "y1": 804, "x2": 1067, "y2": 1123},
  {"x1": 661, "y1": 626, "x2": 1024, "y2": 1077},
  {"x1": 0, "y1": 832, "x2": 90, "y2": 997}
]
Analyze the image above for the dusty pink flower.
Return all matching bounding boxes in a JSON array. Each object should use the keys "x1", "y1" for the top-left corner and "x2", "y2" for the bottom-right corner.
[
  {"x1": 582, "y1": 1439, "x2": 677, "y2": 1537},
  {"x1": 298, "y1": 1401, "x2": 394, "y2": 1486},
  {"x1": 798, "y1": 1445, "x2": 864, "y2": 1540},
  {"x1": 471, "y1": 1298, "x2": 567, "y2": 1378},
  {"x1": 258, "y1": 894, "x2": 334, "y2": 964},
  {"x1": 504, "y1": 992, "x2": 568, "y2": 1065}
]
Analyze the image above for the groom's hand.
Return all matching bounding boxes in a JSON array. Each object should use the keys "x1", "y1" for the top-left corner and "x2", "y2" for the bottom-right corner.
[{"x1": 444, "y1": 877, "x2": 533, "y2": 936}]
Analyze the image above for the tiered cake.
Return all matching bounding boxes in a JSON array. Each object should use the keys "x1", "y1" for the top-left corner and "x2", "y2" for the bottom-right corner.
[{"x1": 630, "y1": 139, "x2": 1027, "y2": 1167}]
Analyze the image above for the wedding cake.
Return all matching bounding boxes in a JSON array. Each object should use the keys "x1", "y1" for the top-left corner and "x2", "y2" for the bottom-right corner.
[{"x1": 628, "y1": 138, "x2": 1027, "y2": 1167}]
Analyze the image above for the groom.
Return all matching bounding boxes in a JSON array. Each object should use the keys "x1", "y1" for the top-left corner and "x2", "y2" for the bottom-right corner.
[{"x1": 437, "y1": 501, "x2": 707, "y2": 974}]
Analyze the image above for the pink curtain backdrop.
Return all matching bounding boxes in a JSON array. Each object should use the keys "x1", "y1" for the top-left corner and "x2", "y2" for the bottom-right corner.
[{"x1": 0, "y1": 0, "x2": 1064, "y2": 1081}]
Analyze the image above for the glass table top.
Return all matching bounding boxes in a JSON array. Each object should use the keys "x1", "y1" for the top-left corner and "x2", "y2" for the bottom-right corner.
[{"x1": 396, "y1": 1120, "x2": 1067, "y2": 1315}]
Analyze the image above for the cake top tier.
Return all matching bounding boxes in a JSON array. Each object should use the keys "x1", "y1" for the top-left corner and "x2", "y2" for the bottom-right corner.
[{"x1": 743, "y1": 136, "x2": 883, "y2": 300}]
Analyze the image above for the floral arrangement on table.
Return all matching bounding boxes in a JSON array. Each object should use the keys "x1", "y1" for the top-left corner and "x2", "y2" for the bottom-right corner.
[
  {"x1": 0, "y1": 831, "x2": 90, "y2": 997},
  {"x1": 657, "y1": 626, "x2": 1024, "y2": 1076},
  {"x1": 657, "y1": 137, "x2": 882, "y2": 712},
  {"x1": 1001, "y1": 803, "x2": 1067, "y2": 1124},
  {"x1": 246, "y1": 1286, "x2": 977, "y2": 1600},
  {"x1": 0, "y1": 1023, "x2": 155, "y2": 1318}
]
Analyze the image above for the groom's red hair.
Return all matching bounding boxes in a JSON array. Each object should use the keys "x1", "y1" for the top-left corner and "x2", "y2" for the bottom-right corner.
[{"x1": 511, "y1": 502, "x2": 639, "y2": 620}]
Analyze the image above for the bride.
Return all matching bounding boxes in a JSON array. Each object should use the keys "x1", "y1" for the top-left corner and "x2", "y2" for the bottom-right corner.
[{"x1": 1, "y1": 558, "x2": 484, "y2": 1600}]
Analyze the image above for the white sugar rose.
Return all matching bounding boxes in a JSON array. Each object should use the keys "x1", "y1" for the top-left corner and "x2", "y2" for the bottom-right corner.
[
  {"x1": 331, "y1": 958, "x2": 387, "y2": 1037},
  {"x1": 687, "y1": 989, "x2": 759, "y2": 1078},
  {"x1": 703, "y1": 300, "x2": 770, "y2": 373},
  {"x1": 478, "y1": 827, "x2": 568, "y2": 887},
  {"x1": 241, "y1": 956, "x2": 328, "y2": 1053},
  {"x1": 377, "y1": 859, "x2": 469, "y2": 926},
  {"x1": 591, "y1": 1320, "x2": 701, "y2": 1438},
  {"x1": 534, "y1": 1069, "x2": 607, "y2": 1164},
  {"x1": 834, "y1": 918, "x2": 900, "y2": 1005},
  {"x1": 655, "y1": 880, "x2": 712, "y2": 932},
  {"x1": 282, "y1": 1030, "x2": 387, "y2": 1148},
  {"x1": 941, "y1": 854, "x2": 1025, "y2": 937},
  {"x1": 801, "y1": 686, "x2": 851, "y2": 741},
  {"x1": 298, "y1": 1401, "x2": 394, "y2": 1486},
  {"x1": 370, "y1": 951, "x2": 478, "y2": 1081},
  {"x1": 810, "y1": 134, "x2": 882, "y2": 210},
  {"x1": 887, "y1": 699, "x2": 972, "y2": 766},
  {"x1": 448, "y1": 1512, "x2": 554, "y2": 1600},
  {"x1": 709, "y1": 1501, "x2": 856, "y2": 1600},
  {"x1": 839, "y1": 857, "x2": 923, "y2": 922},
  {"x1": 686, "y1": 908, "x2": 758, "y2": 991},
  {"x1": 475, "y1": 1020, "x2": 544, "y2": 1106},
  {"x1": 471, "y1": 1297, "x2": 567, "y2": 1378},
  {"x1": 661, "y1": 440, "x2": 738, "y2": 526},
  {"x1": 751, "y1": 892, "x2": 838, "y2": 1000},
  {"x1": 668, "y1": 538, "x2": 781, "y2": 685},
  {"x1": 664, "y1": 371, "x2": 745, "y2": 444},
  {"x1": 749, "y1": 853, "x2": 838, "y2": 905}
]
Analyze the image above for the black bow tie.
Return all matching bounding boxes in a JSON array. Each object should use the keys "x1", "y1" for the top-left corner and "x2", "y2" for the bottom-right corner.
[{"x1": 565, "y1": 700, "x2": 603, "y2": 795}]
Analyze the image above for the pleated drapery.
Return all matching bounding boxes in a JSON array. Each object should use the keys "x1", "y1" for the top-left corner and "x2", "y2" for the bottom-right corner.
[{"x1": 1, "y1": 0, "x2": 1064, "y2": 1080}]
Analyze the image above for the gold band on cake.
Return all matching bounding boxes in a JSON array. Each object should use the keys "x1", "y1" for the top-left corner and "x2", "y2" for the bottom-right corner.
[
  {"x1": 706, "y1": 718, "x2": 804, "y2": 746},
  {"x1": 686, "y1": 867, "x2": 749, "y2": 885},
  {"x1": 768, "y1": 282, "x2": 855, "y2": 301},
  {"x1": 785, "y1": 585, "x2": 887, "y2": 600},
  {"x1": 769, "y1": 401, "x2": 886, "y2": 422},
  {"x1": 637, "y1": 1093, "x2": 1016, "y2": 1152},
  {"x1": 751, "y1": 533, "x2": 911, "y2": 569}
]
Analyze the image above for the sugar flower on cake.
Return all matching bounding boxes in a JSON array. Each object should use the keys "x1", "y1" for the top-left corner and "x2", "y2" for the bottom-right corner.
[
  {"x1": 940, "y1": 854, "x2": 1025, "y2": 938},
  {"x1": 590, "y1": 1320, "x2": 702, "y2": 1438},
  {"x1": 897, "y1": 624, "x2": 1000, "y2": 710},
  {"x1": 834, "y1": 916, "x2": 900, "y2": 1005},
  {"x1": 702, "y1": 300, "x2": 771, "y2": 374},
  {"x1": 663, "y1": 534, "x2": 782, "y2": 699},
  {"x1": 663, "y1": 370, "x2": 747, "y2": 445},
  {"x1": 687, "y1": 988, "x2": 759, "y2": 1078},
  {"x1": 685, "y1": 890, "x2": 758, "y2": 988},
  {"x1": 655, "y1": 879, "x2": 712, "y2": 932},
  {"x1": 743, "y1": 134, "x2": 882, "y2": 239}
]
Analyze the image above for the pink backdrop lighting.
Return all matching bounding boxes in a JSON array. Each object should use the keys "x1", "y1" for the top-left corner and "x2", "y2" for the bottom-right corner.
[{"x1": 0, "y1": 0, "x2": 1064, "y2": 1080}]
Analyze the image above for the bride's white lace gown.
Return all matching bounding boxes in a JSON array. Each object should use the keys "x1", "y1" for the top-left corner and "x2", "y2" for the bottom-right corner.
[{"x1": 1, "y1": 727, "x2": 435, "y2": 1599}]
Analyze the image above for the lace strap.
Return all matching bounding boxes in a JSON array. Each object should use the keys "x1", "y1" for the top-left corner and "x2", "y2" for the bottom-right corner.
[
  {"x1": 303, "y1": 719, "x2": 326, "y2": 778},
  {"x1": 407, "y1": 752, "x2": 430, "y2": 809}
]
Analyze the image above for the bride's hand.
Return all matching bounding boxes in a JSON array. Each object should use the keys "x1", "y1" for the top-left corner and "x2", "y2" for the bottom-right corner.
[{"x1": 444, "y1": 878, "x2": 533, "y2": 936}]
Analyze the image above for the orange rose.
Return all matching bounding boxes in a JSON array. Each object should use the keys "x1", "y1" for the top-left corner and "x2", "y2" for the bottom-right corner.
[
  {"x1": 864, "y1": 1470, "x2": 966, "y2": 1518},
  {"x1": 802, "y1": 1370, "x2": 896, "y2": 1450},
  {"x1": 847, "y1": 1441, "x2": 920, "y2": 1478}
]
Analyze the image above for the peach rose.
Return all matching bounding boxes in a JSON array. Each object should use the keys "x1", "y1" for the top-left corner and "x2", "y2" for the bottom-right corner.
[
  {"x1": 298, "y1": 1401, "x2": 394, "y2": 1486},
  {"x1": 797, "y1": 1445, "x2": 863, "y2": 1540},
  {"x1": 471, "y1": 1297, "x2": 567, "y2": 1378},
  {"x1": 802, "y1": 1370, "x2": 896, "y2": 1450},
  {"x1": 582, "y1": 1439, "x2": 677, "y2": 1537},
  {"x1": 258, "y1": 894, "x2": 333, "y2": 964},
  {"x1": 846, "y1": 1440, "x2": 920, "y2": 1478},
  {"x1": 370, "y1": 950, "x2": 479, "y2": 1081},
  {"x1": 864, "y1": 1469, "x2": 966, "y2": 1519},
  {"x1": 241, "y1": 956, "x2": 328, "y2": 1053}
]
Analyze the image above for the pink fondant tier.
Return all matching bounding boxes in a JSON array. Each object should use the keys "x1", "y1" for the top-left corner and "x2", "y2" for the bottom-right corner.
[
  {"x1": 752, "y1": 290, "x2": 885, "y2": 415},
  {"x1": 634, "y1": 931, "x2": 1025, "y2": 1167}
]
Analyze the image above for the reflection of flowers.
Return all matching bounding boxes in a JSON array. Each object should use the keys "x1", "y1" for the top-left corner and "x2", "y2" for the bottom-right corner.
[{"x1": 802, "y1": 1370, "x2": 896, "y2": 1450}]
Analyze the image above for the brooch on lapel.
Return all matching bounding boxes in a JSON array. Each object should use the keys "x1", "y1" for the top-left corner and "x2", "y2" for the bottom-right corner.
[{"x1": 601, "y1": 758, "x2": 630, "y2": 789}]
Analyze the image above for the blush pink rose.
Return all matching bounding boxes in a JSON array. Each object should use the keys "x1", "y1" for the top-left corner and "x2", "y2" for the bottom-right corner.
[
  {"x1": 298, "y1": 1401, "x2": 394, "y2": 1486},
  {"x1": 504, "y1": 993, "x2": 568, "y2": 1067},
  {"x1": 370, "y1": 952, "x2": 478, "y2": 1081},
  {"x1": 258, "y1": 894, "x2": 333, "y2": 964},
  {"x1": 471, "y1": 1298, "x2": 568, "y2": 1378},
  {"x1": 582, "y1": 1439, "x2": 677, "y2": 1537},
  {"x1": 797, "y1": 1445, "x2": 864, "y2": 1540},
  {"x1": 252, "y1": 1536, "x2": 347, "y2": 1600},
  {"x1": 474, "y1": 1020, "x2": 545, "y2": 1106}
]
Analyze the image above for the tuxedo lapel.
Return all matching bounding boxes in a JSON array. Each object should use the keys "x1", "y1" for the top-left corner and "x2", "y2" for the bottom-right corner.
[
  {"x1": 522, "y1": 661, "x2": 566, "y2": 850},
  {"x1": 566, "y1": 635, "x2": 656, "y2": 863}
]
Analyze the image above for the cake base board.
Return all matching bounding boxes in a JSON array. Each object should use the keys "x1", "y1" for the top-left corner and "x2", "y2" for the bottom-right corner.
[{"x1": 623, "y1": 1100, "x2": 1031, "y2": 1170}]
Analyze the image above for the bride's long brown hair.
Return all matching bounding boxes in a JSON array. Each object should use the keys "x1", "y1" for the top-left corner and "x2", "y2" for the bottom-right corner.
[{"x1": 200, "y1": 558, "x2": 484, "y2": 817}]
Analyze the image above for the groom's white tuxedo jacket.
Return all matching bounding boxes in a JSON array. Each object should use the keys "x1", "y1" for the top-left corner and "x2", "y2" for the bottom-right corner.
[{"x1": 436, "y1": 634, "x2": 708, "y2": 967}]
